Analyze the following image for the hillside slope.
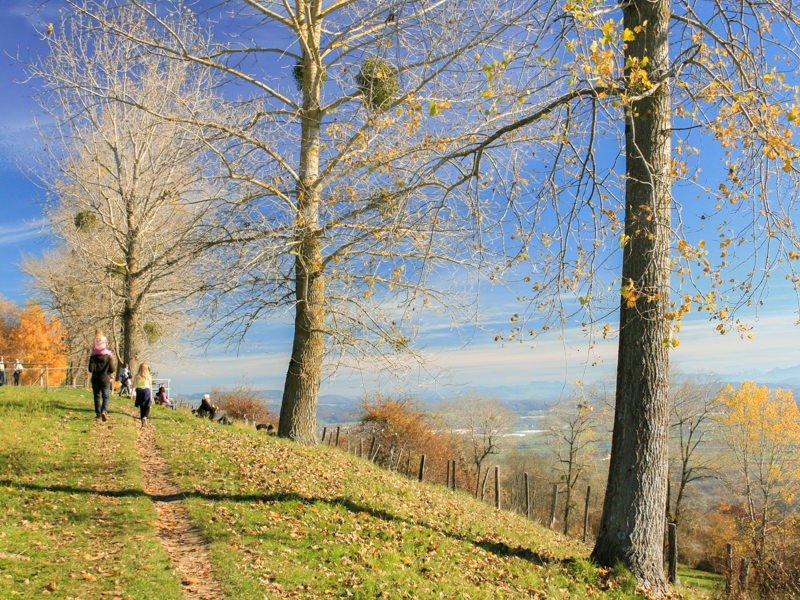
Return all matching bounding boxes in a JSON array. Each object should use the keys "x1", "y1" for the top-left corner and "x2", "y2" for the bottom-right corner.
[{"x1": 0, "y1": 387, "x2": 713, "y2": 599}]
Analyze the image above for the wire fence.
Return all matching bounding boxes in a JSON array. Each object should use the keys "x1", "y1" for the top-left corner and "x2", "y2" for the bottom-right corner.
[{"x1": 0, "y1": 363, "x2": 81, "y2": 389}]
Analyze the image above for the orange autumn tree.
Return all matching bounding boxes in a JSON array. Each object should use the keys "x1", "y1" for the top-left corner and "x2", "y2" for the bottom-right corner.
[
  {"x1": 11, "y1": 303, "x2": 68, "y2": 385},
  {"x1": 715, "y1": 381, "x2": 800, "y2": 593},
  {"x1": 358, "y1": 395, "x2": 463, "y2": 485}
]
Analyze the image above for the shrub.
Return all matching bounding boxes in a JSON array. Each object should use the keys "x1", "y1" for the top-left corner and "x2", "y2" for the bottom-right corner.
[
  {"x1": 356, "y1": 394, "x2": 462, "y2": 483},
  {"x1": 212, "y1": 384, "x2": 276, "y2": 424}
]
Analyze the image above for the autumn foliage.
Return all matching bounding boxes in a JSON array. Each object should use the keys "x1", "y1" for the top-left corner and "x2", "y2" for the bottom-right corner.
[
  {"x1": 715, "y1": 382, "x2": 800, "y2": 595},
  {"x1": 0, "y1": 298, "x2": 67, "y2": 385},
  {"x1": 212, "y1": 385, "x2": 276, "y2": 425},
  {"x1": 356, "y1": 395, "x2": 465, "y2": 485}
]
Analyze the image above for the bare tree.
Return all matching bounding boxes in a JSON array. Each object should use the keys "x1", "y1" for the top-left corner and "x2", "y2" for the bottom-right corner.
[
  {"x1": 439, "y1": 396, "x2": 516, "y2": 499},
  {"x1": 62, "y1": 0, "x2": 537, "y2": 444},
  {"x1": 25, "y1": 4, "x2": 222, "y2": 371},
  {"x1": 23, "y1": 248, "x2": 98, "y2": 383},
  {"x1": 668, "y1": 375, "x2": 722, "y2": 526},
  {"x1": 548, "y1": 396, "x2": 597, "y2": 536}
]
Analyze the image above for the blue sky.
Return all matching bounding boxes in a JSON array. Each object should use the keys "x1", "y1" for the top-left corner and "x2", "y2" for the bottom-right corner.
[{"x1": 2, "y1": 2, "x2": 800, "y2": 401}]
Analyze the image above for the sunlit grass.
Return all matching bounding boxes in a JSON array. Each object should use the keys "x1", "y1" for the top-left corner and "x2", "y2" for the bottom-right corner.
[
  {"x1": 0, "y1": 387, "x2": 183, "y2": 598},
  {"x1": 0, "y1": 387, "x2": 719, "y2": 599}
]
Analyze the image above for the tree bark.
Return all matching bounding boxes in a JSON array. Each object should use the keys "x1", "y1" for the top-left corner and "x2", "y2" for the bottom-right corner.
[
  {"x1": 279, "y1": 2, "x2": 325, "y2": 444},
  {"x1": 591, "y1": 0, "x2": 672, "y2": 593},
  {"x1": 122, "y1": 245, "x2": 139, "y2": 372}
]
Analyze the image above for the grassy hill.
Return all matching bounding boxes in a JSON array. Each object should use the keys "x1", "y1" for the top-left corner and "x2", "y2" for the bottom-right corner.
[{"x1": 0, "y1": 387, "x2": 719, "y2": 598}]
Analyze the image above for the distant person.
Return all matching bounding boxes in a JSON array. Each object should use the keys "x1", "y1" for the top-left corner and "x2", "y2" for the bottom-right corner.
[
  {"x1": 196, "y1": 394, "x2": 216, "y2": 419},
  {"x1": 154, "y1": 385, "x2": 174, "y2": 410},
  {"x1": 88, "y1": 349, "x2": 115, "y2": 421},
  {"x1": 90, "y1": 328, "x2": 113, "y2": 357},
  {"x1": 0, "y1": 355, "x2": 5, "y2": 386},
  {"x1": 133, "y1": 363, "x2": 153, "y2": 427},
  {"x1": 118, "y1": 364, "x2": 132, "y2": 397},
  {"x1": 12, "y1": 359, "x2": 23, "y2": 386}
]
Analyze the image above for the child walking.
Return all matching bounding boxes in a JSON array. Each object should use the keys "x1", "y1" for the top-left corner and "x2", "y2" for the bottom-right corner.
[{"x1": 133, "y1": 363, "x2": 153, "y2": 427}]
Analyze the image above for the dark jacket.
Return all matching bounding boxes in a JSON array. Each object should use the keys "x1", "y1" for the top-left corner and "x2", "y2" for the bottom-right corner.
[{"x1": 88, "y1": 354, "x2": 115, "y2": 387}]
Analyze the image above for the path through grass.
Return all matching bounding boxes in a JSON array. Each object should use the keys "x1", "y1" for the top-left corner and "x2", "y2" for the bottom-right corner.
[{"x1": 1, "y1": 387, "x2": 718, "y2": 599}]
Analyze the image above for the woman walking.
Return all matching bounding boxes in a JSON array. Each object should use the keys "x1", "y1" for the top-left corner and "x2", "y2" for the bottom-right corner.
[{"x1": 133, "y1": 363, "x2": 153, "y2": 427}]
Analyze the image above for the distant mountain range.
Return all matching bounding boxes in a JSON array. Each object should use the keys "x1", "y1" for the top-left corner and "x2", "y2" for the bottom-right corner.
[{"x1": 178, "y1": 365, "x2": 800, "y2": 424}]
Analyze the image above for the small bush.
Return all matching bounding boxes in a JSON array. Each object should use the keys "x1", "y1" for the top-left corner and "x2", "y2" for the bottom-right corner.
[{"x1": 212, "y1": 384, "x2": 276, "y2": 424}]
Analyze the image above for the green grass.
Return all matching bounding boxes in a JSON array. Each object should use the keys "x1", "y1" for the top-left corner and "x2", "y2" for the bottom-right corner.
[
  {"x1": 0, "y1": 387, "x2": 718, "y2": 598},
  {"x1": 676, "y1": 565, "x2": 724, "y2": 597},
  {"x1": 0, "y1": 386, "x2": 184, "y2": 598}
]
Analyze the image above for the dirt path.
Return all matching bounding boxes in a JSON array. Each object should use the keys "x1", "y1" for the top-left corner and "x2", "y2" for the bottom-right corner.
[{"x1": 135, "y1": 419, "x2": 225, "y2": 600}]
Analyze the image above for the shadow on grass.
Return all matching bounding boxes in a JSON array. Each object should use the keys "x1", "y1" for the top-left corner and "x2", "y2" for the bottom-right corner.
[
  {"x1": 181, "y1": 489, "x2": 561, "y2": 567},
  {"x1": 0, "y1": 478, "x2": 145, "y2": 499}
]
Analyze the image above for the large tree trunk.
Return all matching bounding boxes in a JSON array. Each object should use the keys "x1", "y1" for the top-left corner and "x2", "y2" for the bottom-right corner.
[
  {"x1": 279, "y1": 232, "x2": 325, "y2": 444},
  {"x1": 279, "y1": 5, "x2": 324, "y2": 444},
  {"x1": 123, "y1": 233, "x2": 140, "y2": 371},
  {"x1": 591, "y1": 0, "x2": 672, "y2": 593}
]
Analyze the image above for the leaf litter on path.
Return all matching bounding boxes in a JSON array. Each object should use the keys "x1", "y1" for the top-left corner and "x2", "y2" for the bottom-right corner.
[{"x1": 135, "y1": 421, "x2": 225, "y2": 600}]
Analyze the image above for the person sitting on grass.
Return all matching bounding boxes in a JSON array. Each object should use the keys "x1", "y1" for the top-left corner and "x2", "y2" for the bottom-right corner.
[
  {"x1": 154, "y1": 385, "x2": 175, "y2": 410},
  {"x1": 196, "y1": 394, "x2": 217, "y2": 419}
]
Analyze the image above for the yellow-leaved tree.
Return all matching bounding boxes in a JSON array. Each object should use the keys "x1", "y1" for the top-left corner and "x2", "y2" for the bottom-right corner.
[
  {"x1": 715, "y1": 381, "x2": 800, "y2": 594},
  {"x1": 11, "y1": 303, "x2": 68, "y2": 385}
]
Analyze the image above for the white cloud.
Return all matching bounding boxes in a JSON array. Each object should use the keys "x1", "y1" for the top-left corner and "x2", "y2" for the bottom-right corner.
[
  {"x1": 670, "y1": 312, "x2": 800, "y2": 374},
  {"x1": 0, "y1": 218, "x2": 48, "y2": 246},
  {"x1": 150, "y1": 304, "x2": 800, "y2": 399},
  {"x1": 149, "y1": 350, "x2": 290, "y2": 396}
]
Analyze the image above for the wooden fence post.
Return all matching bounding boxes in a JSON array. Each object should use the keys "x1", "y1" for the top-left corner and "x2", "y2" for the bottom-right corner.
[
  {"x1": 739, "y1": 557, "x2": 749, "y2": 597},
  {"x1": 549, "y1": 483, "x2": 559, "y2": 529},
  {"x1": 394, "y1": 447, "x2": 404, "y2": 472},
  {"x1": 335, "y1": 426, "x2": 340, "y2": 447},
  {"x1": 446, "y1": 459, "x2": 452, "y2": 489},
  {"x1": 725, "y1": 543, "x2": 733, "y2": 597},
  {"x1": 321, "y1": 427, "x2": 327, "y2": 444},
  {"x1": 418, "y1": 454, "x2": 426, "y2": 482},
  {"x1": 452, "y1": 460, "x2": 457, "y2": 492},
  {"x1": 368, "y1": 436, "x2": 376, "y2": 461},
  {"x1": 668, "y1": 522, "x2": 678, "y2": 584},
  {"x1": 494, "y1": 466, "x2": 500, "y2": 510},
  {"x1": 524, "y1": 473, "x2": 531, "y2": 519},
  {"x1": 480, "y1": 469, "x2": 490, "y2": 502},
  {"x1": 583, "y1": 486, "x2": 591, "y2": 543}
]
